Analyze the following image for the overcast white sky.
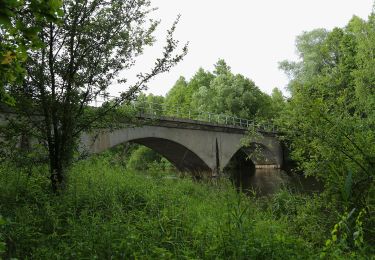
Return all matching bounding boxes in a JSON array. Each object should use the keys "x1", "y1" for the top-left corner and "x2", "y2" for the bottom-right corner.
[{"x1": 113, "y1": 0, "x2": 374, "y2": 97}]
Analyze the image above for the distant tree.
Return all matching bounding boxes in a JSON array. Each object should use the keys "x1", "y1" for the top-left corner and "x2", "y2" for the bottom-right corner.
[
  {"x1": 270, "y1": 87, "x2": 285, "y2": 117},
  {"x1": 164, "y1": 59, "x2": 274, "y2": 121},
  {"x1": 164, "y1": 68, "x2": 215, "y2": 116},
  {"x1": 187, "y1": 68, "x2": 215, "y2": 96},
  {"x1": 213, "y1": 59, "x2": 231, "y2": 75},
  {"x1": 133, "y1": 93, "x2": 165, "y2": 116},
  {"x1": 4, "y1": 0, "x2": 187, "y2": 192},
  {"x1": 192, "y1": 59, "x2": 273, "y2": 120},
  {"x1": 164, "y1": 76, "x2": 189, "y2": 114}
]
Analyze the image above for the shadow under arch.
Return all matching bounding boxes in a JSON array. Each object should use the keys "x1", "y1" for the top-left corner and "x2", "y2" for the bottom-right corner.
[
  {"x1": 223, "y1": 144, "x2": 281, "y2": 194},
  {"x1": 223, "y1": 148, "x2": 256, "y2": 191},
  {"x1": 223, "y1": 142, "x2": 278, "y2": 172},
  {"x1": 130, "y1": 137, "x2": 211, "y2": 173}
]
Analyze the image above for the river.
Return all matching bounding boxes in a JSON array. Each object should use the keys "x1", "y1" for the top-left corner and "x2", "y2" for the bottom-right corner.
[{"x1": 228, "y1": 167, "x2": 323, "y2": 196}]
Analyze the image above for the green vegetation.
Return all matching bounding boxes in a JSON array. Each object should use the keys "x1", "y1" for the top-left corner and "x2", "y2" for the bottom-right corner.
[
  {"x1": 125, "y1": 144, "x2": 174, "y2": 172},
  {"x1": 1, "y1": 153, "x2": 372, "y2": 259},
  {"x1": 1, "y1": 0, "x2": 187, "y2": 192},
  {"x1": 0, "y1": 0, "x2": 63, "y2": 105},
  {"x1": 278, "y1": 13, "x2": 375, "y2": 248},
  {"x1": 163, "y1": 59, "x2": 279, "y2": 121},
  {"x1": 1, "y1": 0, "x2": 374, "y2": 258}
]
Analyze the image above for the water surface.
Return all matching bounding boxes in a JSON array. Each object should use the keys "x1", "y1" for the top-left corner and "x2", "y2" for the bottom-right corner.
[{"x1": 228, "y1": 167, "x2": 323, "y2": 196}]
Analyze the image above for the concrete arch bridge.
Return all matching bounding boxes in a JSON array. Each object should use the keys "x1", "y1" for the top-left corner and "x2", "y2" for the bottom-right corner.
[{"x1": 81, "y1": 115, "x2": 284, "y2": 175}]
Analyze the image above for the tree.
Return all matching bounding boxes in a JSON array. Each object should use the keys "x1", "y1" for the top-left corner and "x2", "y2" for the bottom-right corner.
[
  {"x1": 164, "y1": 59, "x2": 274, "y2": 121},
  {"x1": 4, "y1": 0, "x2": 187, "y2": 191},
  {"x1": 279, "y1": 15, "x2": 375, "y2": 211},
  {"x1": 164, "y1": 68, "x2": 215, "y2": 117},
  {"x1": 164, "y1": 76, "x2": 189, "y2": 115},
  {"x1": 192, "y1": 59, "x2": 273, "y2": 120},
  {"x1": 270, "y1": 87, "x2": 285, "y2": 117},
  {"x1": 132, "y1": 92, "x2": 165, "y2": 116}
]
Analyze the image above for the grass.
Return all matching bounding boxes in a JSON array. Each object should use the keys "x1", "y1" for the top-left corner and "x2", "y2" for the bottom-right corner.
[{"x1": 0, "y1": 153, "x2": 372, "y2": 259}]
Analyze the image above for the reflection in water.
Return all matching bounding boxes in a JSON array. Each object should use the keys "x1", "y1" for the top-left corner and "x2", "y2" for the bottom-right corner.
[
  {"x1": 231, "y1": 168, "x2": 291, "y2": 196},
  {"x1": 224, "y1": 149, "x2": 322, "y2": 196},
  {"x1": 228, "y1": 167, "x2": 323, "y2": 196}
]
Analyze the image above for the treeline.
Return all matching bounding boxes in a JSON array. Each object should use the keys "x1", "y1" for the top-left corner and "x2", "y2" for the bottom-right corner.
[{"x1": 140, "y1": 59, "x2": 285, "y2": 121}]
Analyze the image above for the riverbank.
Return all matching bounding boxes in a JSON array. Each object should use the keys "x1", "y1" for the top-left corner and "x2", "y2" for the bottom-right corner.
[{"x1": 0, "y1": 154, "x2": 372, "y2": 259}]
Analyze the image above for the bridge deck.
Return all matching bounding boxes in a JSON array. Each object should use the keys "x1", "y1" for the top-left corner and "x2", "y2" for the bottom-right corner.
[{"x1": 137, "y1": 114, "x2": 278, "y2": 136}]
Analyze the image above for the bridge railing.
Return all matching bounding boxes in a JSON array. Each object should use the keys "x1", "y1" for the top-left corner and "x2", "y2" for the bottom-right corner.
[{"x1": 92, "y1": 96, "x2": 278, "y2": 132}]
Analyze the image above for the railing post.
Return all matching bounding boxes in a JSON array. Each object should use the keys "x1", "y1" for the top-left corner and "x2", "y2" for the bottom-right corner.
[{"x1": 208, "y1": 113, "x2": 211, "y2": 122}]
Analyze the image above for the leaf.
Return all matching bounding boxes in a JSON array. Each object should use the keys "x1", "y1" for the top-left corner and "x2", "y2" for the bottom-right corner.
[
  {"x1": 341, "y1": 170, "x2": 352, "y2": 203},
  {"x1": 0, "y1": 242, "x2": 5, "y2": 253},
  {"x1": 1, "y1": 51, "x2": 16, "y2": 64},
  {"x1": 0, "y1": 216, "x2": 6, "y2": 225}
]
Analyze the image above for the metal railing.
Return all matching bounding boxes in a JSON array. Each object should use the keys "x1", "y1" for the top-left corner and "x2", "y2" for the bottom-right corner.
[{"x1": 92, "y1": 96, "x2": 278, "y2": 132}]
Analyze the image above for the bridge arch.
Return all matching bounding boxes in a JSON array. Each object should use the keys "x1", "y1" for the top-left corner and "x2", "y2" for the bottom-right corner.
[
  {"x1": 80, "y1": 125, "x2": 218, "y2": 172},
  {"x1": 221, "y1": 137, "x2": 282, "y2": 171},
  {"x1": 223, "y1": 141, "x2": 279, "y2": 171},
  {"x1": 130, "y1": 138, "x2": 210, "y2": 172}
]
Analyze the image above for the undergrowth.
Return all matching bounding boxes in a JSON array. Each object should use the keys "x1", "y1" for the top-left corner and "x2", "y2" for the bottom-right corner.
[{"x1": 0, "y1": 154, "x2": 373, "y2": 259}]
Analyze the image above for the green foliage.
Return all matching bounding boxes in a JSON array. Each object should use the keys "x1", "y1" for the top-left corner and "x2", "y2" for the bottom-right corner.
[
  {"x1": 5, "y1": 154, "x2": 372, "y2": 259},
  {"x1": 270, "y1": 87, "x2": 286, "y2": 117},
  {"x1": 164, "y1": 68, "x2": 215, "y2": 117},
  {"x1": 126, "y1": 145, "x2": 174, "y2": 172},
  {"x1": 279, "y1": 14, "x2": 375, "y2": 210},
  {"x1": 164, "y1": 59, "x2": 280, "y2": 121},
  {"x1": 0, "y1": 215, "x2": 6, "y2": 254},
  {"x1": 164, "y1": 76, "x2": 190, "y2": 115},
  {"x1": 342, "y1": 171, "x2": 353, "y2": 208},
  {"x1": 0, "y1": 0, "x2": 63, "y2": 105},
  {"x1": 322, "y1": 208, "x2": 368, "y2": 258},
  {"x1": 278, "y1": 12, "x2": 375, "y2": 252},
  {"x1": 191, "y1": 59, "x2": 274, "y2": 120}
]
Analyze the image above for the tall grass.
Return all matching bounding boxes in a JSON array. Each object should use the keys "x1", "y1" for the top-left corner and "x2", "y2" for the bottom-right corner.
[{"x1": 0, "y1": 154, "x2": 372, "y2": 259}]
